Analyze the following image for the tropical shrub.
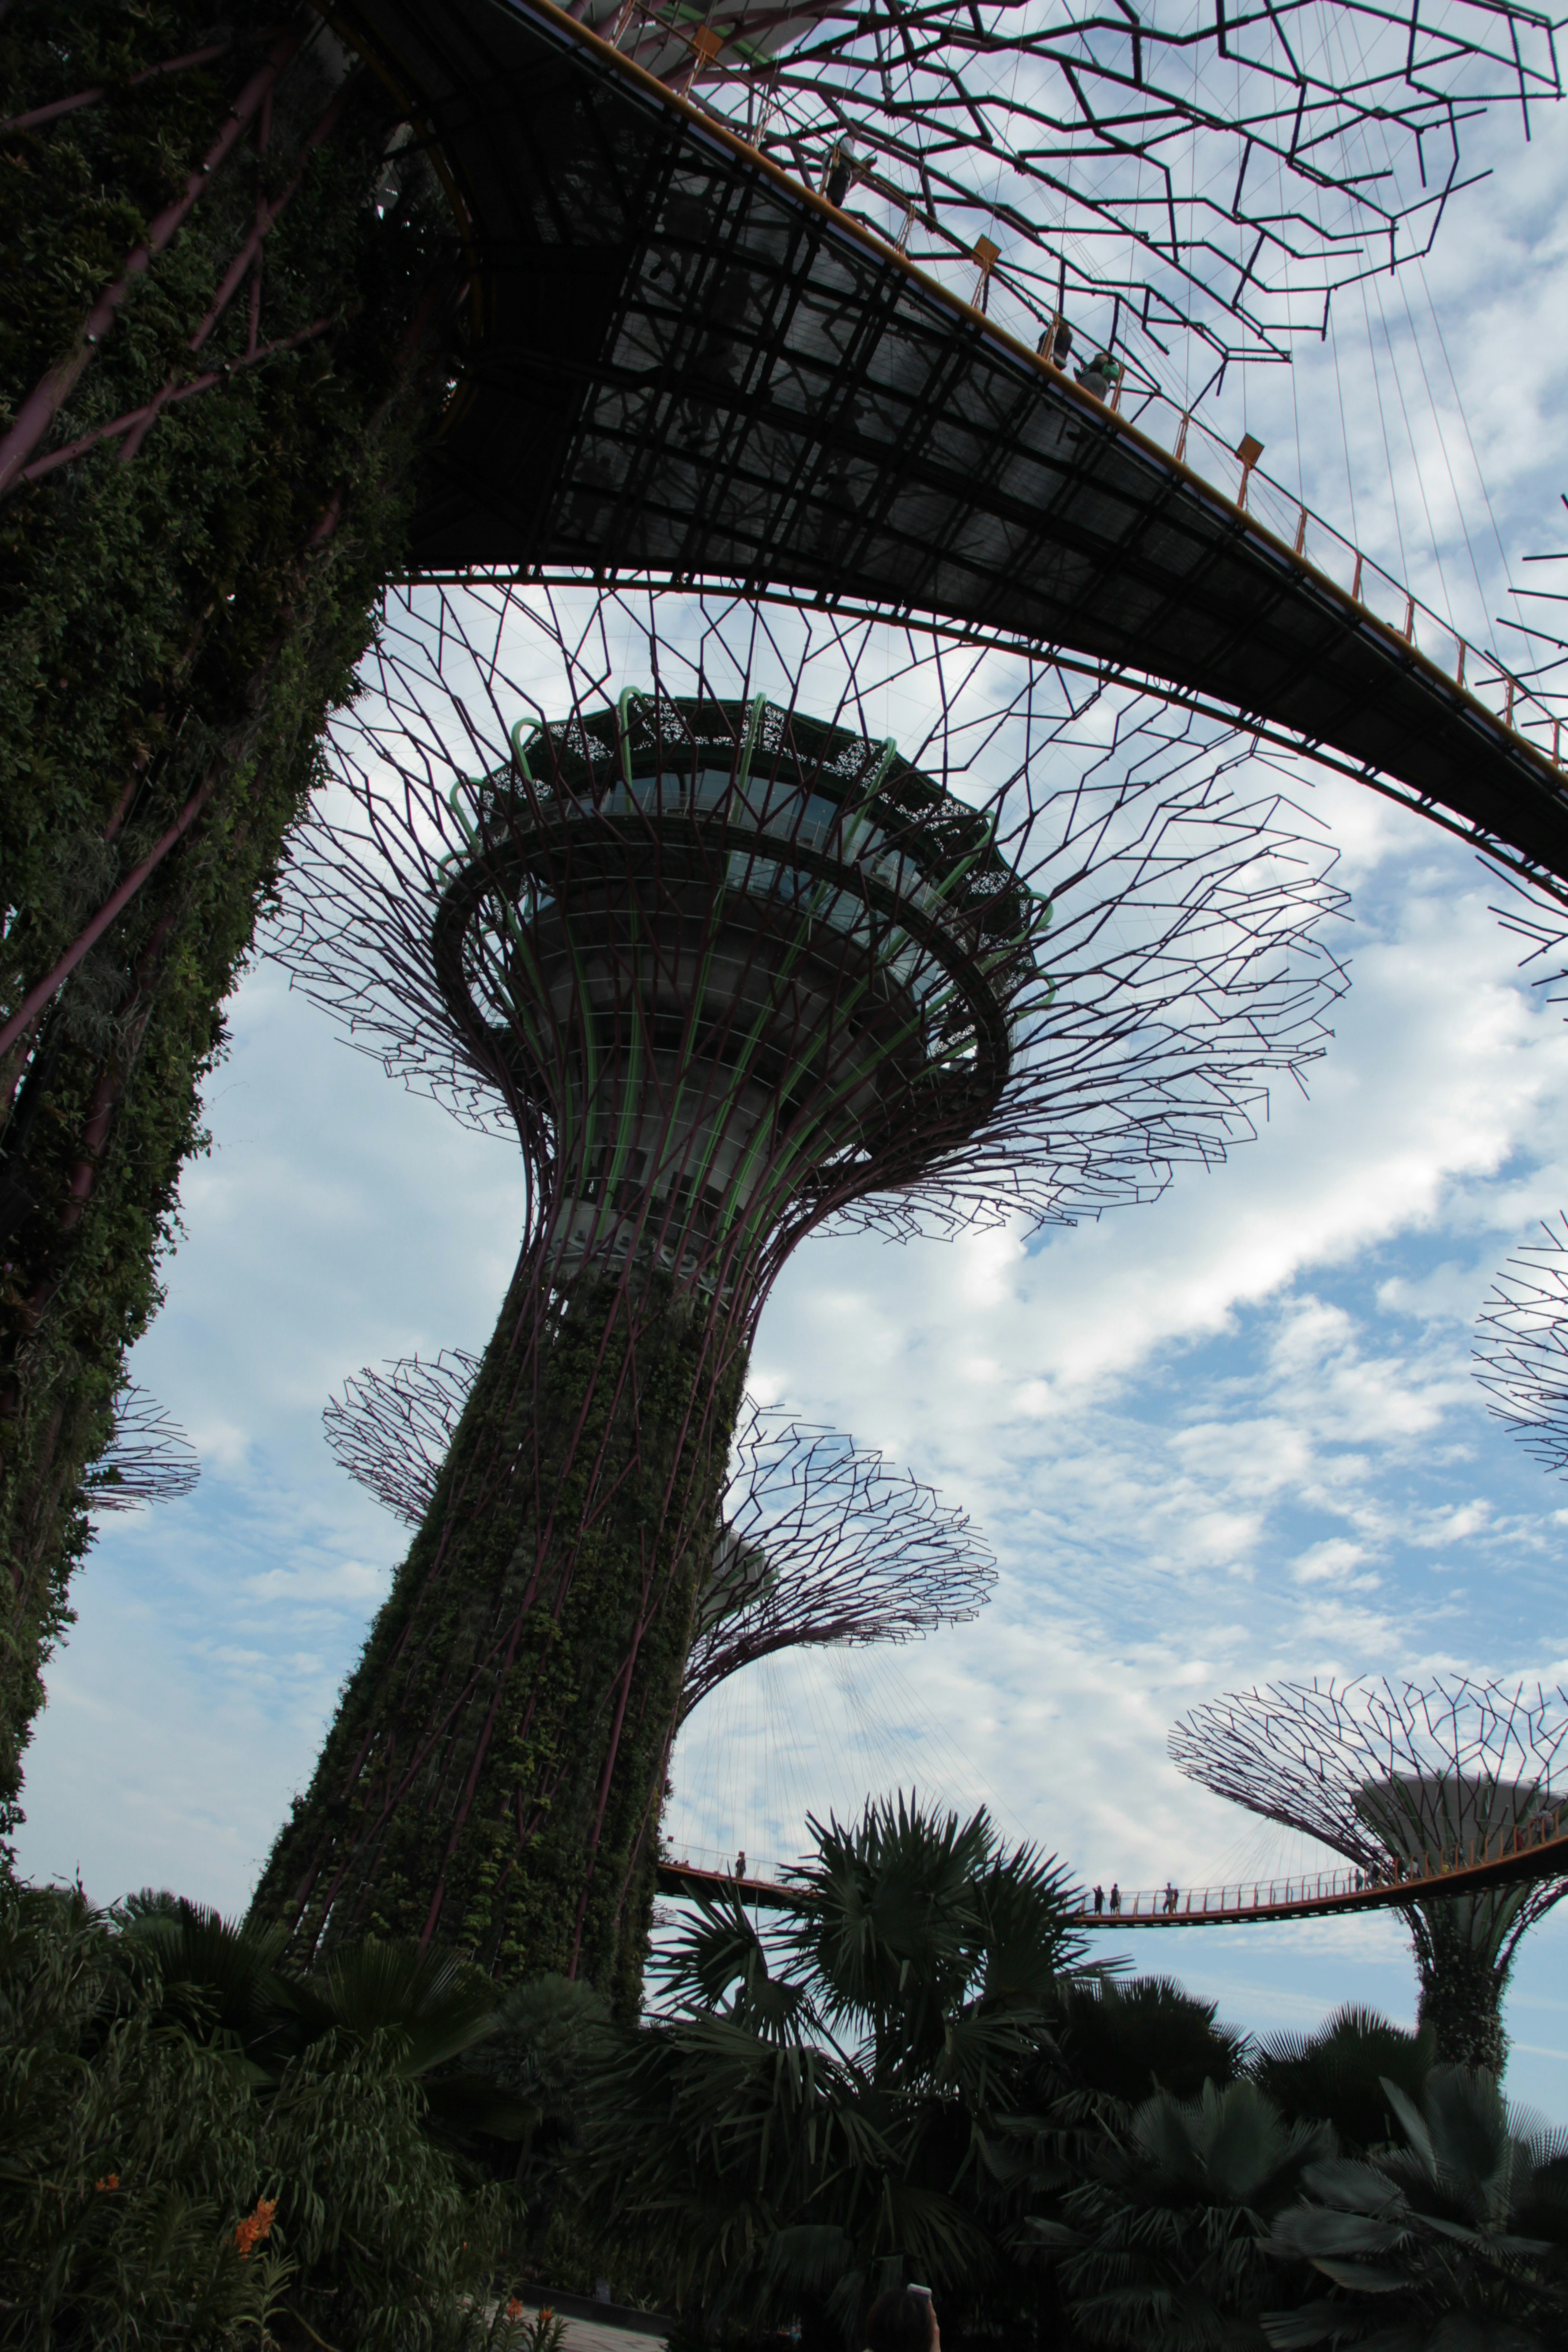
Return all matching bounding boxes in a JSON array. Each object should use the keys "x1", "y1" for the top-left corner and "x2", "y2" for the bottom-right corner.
[
  {"x1": 1027, "y1": 2079, "x2": 1330, "y2": 2350},
  {"x1": 0, "y1": 1881, "x2": 546, "y2": 2349},
  {"x1": 1262, "y1": 2064, "x2": 1568, "y2": 2348},
  {"x1": 1059, "y1": 1977, "x2": 1248, "y2": 2107}
]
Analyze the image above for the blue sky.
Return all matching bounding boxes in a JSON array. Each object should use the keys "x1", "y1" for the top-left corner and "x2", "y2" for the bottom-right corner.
[{"x1": 17, "y1": 76, "x2": 1568, "y2": 2111}]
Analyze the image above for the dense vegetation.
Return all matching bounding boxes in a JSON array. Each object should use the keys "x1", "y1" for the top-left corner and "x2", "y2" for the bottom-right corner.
[
  {"x1": 0, "y1": 0, "x2": 452, "y2": 1848},
  {"x1": 10, "y1": 1799, "x2": 1564, "y2": 2350}
]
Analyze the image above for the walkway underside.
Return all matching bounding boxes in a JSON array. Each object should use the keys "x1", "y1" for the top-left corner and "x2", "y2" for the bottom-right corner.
[
  {"x1": 657, "y1": 1818, "x2": 1568, "y2": 1926},
  {"x1": 334, "y1": 0, "x2": 1568, "y2": 885}
]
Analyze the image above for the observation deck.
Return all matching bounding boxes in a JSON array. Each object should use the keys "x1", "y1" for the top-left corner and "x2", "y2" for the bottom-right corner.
[
  {"x1": 430, "y1": 694, "x2": 1045, "y2": 1283},
  {"x1": 330, "y1": 0, "x2": 1568, "y2": 888}
]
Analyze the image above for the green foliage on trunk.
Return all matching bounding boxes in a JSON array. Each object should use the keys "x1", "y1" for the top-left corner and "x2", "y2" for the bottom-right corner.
[
  {"x1": 0, "y1": 0, "x2": 450, "y2": 1844},
  {"x1": 252, "y1": 1257, "x2": 747, "y2": 2011},
  {"x1": 1410, "y1": 1898, "x2": 1511, "y2": 2074}
]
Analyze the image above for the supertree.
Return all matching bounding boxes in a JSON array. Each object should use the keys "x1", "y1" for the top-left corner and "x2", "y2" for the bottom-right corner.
[
  {"x1": 3, "y1": 1, "x2": 1554, "y2": 1842},
  {"x1": 1170, "y1": 1677, "x2": 1568, "y2": 2071},
  {"x1": 80, "y1": 1385, "x2": 200, "y2": 1515},
  {"x1": 245, "y1": 577, "x2": 1343, "y2": 2001},
  {"x1": 1472, "y1": 1213, "x2": 1568, "y2": 1477},
  {"x1": 323, "y1": 1354, "x2": 996, "y2": 1716}
]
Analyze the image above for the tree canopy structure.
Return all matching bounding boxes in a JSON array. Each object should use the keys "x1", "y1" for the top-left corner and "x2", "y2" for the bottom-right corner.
[
  {"x1": 80, "y1": 1385, "x2": 200, "y2": 1516},
  {"x1": 246, "y1": 580, "x2": 1343, "y2": 2001},
  {"x1": 1472, "y1": 1212, "x2": 1568, "y2": 1477},
  {"x1": 1169, "y1": 1676, "x2": 1568, "y2": 2070},
  {"x1": 324, "y1": 1354, "x2": 996, "y2": 1716}
]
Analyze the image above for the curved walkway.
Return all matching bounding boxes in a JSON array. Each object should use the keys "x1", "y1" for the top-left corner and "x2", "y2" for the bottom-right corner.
[
  {"x1": 339, "y1": 0, "x2": 1568, "y2": 886},
  {"x1": 656, "y1": 1807, "x2": 1568, "y2": 1924}
]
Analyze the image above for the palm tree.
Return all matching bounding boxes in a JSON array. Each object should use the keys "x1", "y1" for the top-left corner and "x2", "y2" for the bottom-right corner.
[
  {"x1": 1025, "y1": 2080, "x2": 1331, "y2": 2349},
  {"x1": 1249, "y1": 2005, "x2": 1432, "y2": 2155},
  {"x1": 579, "y1": 1794, "x2": 1087, "y2": 2340}
]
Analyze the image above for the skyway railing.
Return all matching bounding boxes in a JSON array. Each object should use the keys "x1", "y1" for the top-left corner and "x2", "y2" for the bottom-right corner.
[
  {"x1": 657, "y1": 1805, "x2": 1568, "y2": 1925},
  {"x1": 667, "y1": 55, "x2": 1564, "y2": 779}
]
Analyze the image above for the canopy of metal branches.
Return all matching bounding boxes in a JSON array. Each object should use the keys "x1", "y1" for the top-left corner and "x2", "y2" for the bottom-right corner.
[
  {"x1": 274, "y1": 582, "x2": 1345, "y2": 1276},
  {"x1": 81, "y1": 1385, "x2": 200, "y2": 1515},
  {"x1": 1472, "y1": 1212, "x2": 1568, "y2": 1478},
  {"x1": 346, "y1": 0, "x2": 1561, "y2": 374},
  {"x1": 1172, "y1": 1675, "x2": 1568, "y2": 1864},
  {"x1": 1169, "y1": 1675, "x2": 1568, "y2": 1957},
  {"x1": 324, "y1": 1356, "x2": 996, "y2": 1712}
]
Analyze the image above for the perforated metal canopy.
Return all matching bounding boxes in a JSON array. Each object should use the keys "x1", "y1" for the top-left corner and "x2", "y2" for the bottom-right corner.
[{"x1": 327, "y1": 0, "x2": 1568, "y2": 885}]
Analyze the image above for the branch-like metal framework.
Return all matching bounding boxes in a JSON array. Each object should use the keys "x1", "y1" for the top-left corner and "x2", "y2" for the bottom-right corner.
[
  {"x1": 277, "y1": 582, "x2": 1347, "y2": 1239},
  {"x1": 1472, "y1": 1212, "x2": 1568, "y2": 1476},
  {"x1": 325, "y1": 1350, "x2": 483, "y2": 1530},
  {"x1": 352, "y1": 0, "x2": 1563, "y2": 379},
  {"x1": 688, "y1": 1403, "x2": 994, "y2": 1708},
  {"x1": 324, "y1": 1356, "x2": 996, "y2": 1708},
  {"x1": 1170, "y1": 1676, "x2": 1568, "y2": 2066},
  {"x1": 81, "y1": 1385, "x2": 200, "y2": 1514},
  {"x1": 686, "y1": 0, "x2": 1563, "y2": 367},
  {"x1": 250, "y1": 581, "x2": 1343, "y2": 1990}
]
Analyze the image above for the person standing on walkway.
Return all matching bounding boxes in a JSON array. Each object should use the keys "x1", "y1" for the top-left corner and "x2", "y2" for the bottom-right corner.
[
  {"x1": 1092, "y1": 1883, "x2": 1104, "y2": 1915},
  {"x1": 1109, "y1": 1882, "x2": 1120, "y2": 1914}
]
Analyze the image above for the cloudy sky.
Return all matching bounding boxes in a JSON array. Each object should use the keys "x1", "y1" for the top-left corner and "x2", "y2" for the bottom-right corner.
[{"x1": 18, "y1": 79, "x2": 1568, "y2": 2109}]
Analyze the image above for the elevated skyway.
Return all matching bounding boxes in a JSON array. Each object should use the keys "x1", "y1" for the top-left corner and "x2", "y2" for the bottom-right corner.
[
  {"x1": 331, "y1": 0, "x2": 1568, "y2": 889},
  {"x1": 656, "y1": 1804, "x2": 1568, "y2": 1926}
]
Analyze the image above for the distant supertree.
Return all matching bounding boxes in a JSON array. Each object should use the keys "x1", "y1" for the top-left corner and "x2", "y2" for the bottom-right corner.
[
  {"x1": 1170, "y1": 1677, "x2": 1568, "y2": 2071},
  {"x1": 248, "y1": 581, "x2": 1343, "y2": 2000},
  {"x1": 81, "y1": 1385, "x2": 200, "y2": 1515},
  {"x1": 325, "y1": 1354, "x2": 995, "y2": 1715},
  {"x1": 1472, "y1": 1214, "x2": 1568, "y2": 1477}
]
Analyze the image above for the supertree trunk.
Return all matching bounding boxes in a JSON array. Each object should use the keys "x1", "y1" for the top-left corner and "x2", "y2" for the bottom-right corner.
[
  {"x1": 0, "y1": 2, "x2": 456, "y2": 1839},
  {"x1": 1411, "y1": 1899, "x2": 1510, "y2": 2074},
  {"x1": 251, "y1": 593, "x2": 1343, "y2": 2001},
  {"x1": 254, "y1": 1246, "x2": 747, "y2": 2013}
]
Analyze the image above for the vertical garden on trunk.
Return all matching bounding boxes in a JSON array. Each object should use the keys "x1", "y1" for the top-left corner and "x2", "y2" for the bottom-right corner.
[{"x1": 0, "y1": 0, "x2": 458, "y2": 1842}]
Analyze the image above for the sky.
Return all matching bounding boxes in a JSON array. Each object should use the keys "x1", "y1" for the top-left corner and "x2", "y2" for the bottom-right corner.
[{"x1": 16, "y1": 65, "x2": 1568, "y2": 2112}]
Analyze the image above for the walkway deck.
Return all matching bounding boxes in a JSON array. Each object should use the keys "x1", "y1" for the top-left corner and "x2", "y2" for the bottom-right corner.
[
  {"x1": 340, "y1": 0, "x2": 1568, "y2": 886},
  {"x1": 657, "y1": 1807, "x2": 1568, "y2": 1927}
]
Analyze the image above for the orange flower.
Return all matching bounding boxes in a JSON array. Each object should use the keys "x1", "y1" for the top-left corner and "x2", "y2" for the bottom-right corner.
[
  {"x1": 94, "y1": 2174, "x2": 120, "y2": 2193},
  {"x1": 233, "y1": 2196, "x2": 278, "y2": 2257},
  {"x1": 506, "y1": 2299, "x2": 525, "y2": 2321}
]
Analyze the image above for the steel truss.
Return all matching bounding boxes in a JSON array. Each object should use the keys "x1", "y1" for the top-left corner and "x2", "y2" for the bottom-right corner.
[
  {"x1": 324, "y1": 1354, "x2": 996, "y2": 1711},
  {"x1": 1170, "y1": 1675, "x2": 1568, "y2": 2064},
  {"x1": 248, "y1": 581, "x2": 1343, "y2": 1986}
]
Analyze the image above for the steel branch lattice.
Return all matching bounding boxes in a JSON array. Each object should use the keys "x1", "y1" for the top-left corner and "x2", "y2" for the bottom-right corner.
[
  {"x1": 324, "y1": 1355, "x2": 996, "y2": 1710},
  {"x1": 275, "y1": 579, "x2": 1348, "y2": 1246},
  {"x1": 81, "y1": 1385, "x2": 200, "y2": 1515},
  {"x1": 1472, "y1": 1211, "x2": 1568, "y2": 1477},
  {"x1": 350, "y1": 0, "x2": 1563, "y2": 372},
  {"x1": 1170, "y1": 1675, "x2": 1568, "y2": 1976}
]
